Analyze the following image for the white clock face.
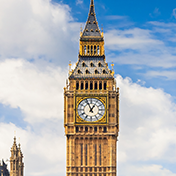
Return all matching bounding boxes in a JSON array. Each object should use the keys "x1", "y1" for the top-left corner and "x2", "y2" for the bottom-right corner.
[{"x1": 78, "y1": 98, "x2": 105, "y2": 122}]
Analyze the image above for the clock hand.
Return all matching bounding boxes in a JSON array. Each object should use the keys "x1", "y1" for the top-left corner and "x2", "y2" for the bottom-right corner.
[
  {"x1": 86, "y1": 99, "x2": 92, "y2": 110},
  {"x1": 89, "y1": 104, "x2": 96, "y2": 112}
]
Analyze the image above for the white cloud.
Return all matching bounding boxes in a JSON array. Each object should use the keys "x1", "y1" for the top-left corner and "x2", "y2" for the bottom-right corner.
[
  {"x1": 117, "y1": 75, "x2": 176, "y2": 164},
  {"x1": 0, "y1": 122, "x2": 65, "y2": 176},
  {"x1": 105, "y1": 28, "x2": 163, "y2": 51},
  {"x1": 0, "y1": 0, "x2": 80, "y2": 65},
  {"x1": 145, "y1": 70, "x2": 176, "y2": 80},
  {"x1": 0, "y1": 59, "x2": 67, "y2": 124},
  {"x1": 76, "y1": 0, "x2": 83, "y2": 5},
  {"x1": 150, "y1": 7, "x2": 161, "y2": 18},
  {"x1": 0, "y1": 70, "x2": 176, "y2": 176},
  {"x1": 105, "y1": 27, "x2": 176, "y2": 69},
  {"x1": 119, "y1": 164, "x2": 176, "y2": 176},
  {"x1": 106, "y1": 15, "x2": 128, "y2": 20},
  {"x1": 0, "y1": 0, "x2": 175, "y2": 175},
  {"x1": 172, "y1": 8, "x2": 176, "y2": 19}
]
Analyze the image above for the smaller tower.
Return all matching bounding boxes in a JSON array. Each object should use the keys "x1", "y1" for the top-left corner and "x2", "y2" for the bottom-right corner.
[{"x1": 10, "y1": 137, "x2": 24, "y2": 176}]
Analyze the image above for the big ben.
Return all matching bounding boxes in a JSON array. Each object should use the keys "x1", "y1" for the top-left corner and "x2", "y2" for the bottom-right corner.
[{"x1": 64, "y1": 0, "x2": 119, "y2": 176}]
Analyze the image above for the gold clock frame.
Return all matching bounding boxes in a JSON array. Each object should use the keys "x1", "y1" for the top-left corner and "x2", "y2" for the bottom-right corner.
[{"x1": 75, "y1": 94, "x2": 108, "y2": 124}]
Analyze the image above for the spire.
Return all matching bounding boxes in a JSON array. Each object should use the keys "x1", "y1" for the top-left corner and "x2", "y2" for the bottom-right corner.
[
  {"x1": 11, "y1": 136, "x2": 17, "y2": 151},
  {"x1": 81, "y1": 0, "x2": 102, "y2": 38}
]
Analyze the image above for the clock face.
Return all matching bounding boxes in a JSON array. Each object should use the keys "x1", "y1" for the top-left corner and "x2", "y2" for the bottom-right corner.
[{"x1": 78, "y1": 98, "x2": 105, "y2": 122}]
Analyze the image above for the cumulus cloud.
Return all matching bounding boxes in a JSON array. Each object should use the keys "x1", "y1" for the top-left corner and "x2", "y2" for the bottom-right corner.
[
  {"x1": 117, "y1": 75, "x2": 176, "y2": 162},
  {"x1": 105, "y1": 27, "x2": 176, "y2": 69},
  {"x1": 145, "y1": 70, "x2": 176, "y2": 80},
  {"x1": 0, "y1": 0, "x2": 176, "y2": 175},
  {"x1": 0, "y1": 0, "x2": 80, "y2": 65},
  {"x1": 172, "y1": 8, "x2": 176, "y2": 19},
  {"x1": 0, "y1": 122, "x2": 65, "y2": 176},
  {"x1": 0, "y1": 59, "x2": 67, "y2": 124},
  {"x1": 0, "y1": 70, "x2": 176, "y2": 176},
  {"x1": 119, "y1": 164, "x2": 176, "y2": 176},
  {"x1": 76, "y1": 0, "x2": 83, "y2": 5},
  {"x1": 116, "y1": 75, "x2": 176, "y2": 175}
]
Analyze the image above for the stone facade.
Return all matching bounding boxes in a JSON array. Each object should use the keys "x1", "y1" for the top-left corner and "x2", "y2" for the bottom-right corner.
[
  {"x1": 64, "y1": 1, "x2": 119, "y2": 176},
  {"x1": 10, "y1": 137, "x2": 24, "y2": 176}
]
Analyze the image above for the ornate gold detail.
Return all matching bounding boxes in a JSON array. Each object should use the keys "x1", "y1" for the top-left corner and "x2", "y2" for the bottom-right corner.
[{"x1": 75, "y1": 95, "x2": 107, "y2": 124}]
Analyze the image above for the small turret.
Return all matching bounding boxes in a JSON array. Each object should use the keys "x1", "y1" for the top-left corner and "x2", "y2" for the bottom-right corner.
[{"x1": 10, "y1": 137, "x2": 24, "y2": 176}]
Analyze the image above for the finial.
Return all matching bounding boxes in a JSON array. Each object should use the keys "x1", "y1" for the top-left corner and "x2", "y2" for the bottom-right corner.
[
  {"x1": 91, "y1": 0, "x2": 94, "y2": 6},
  {"x1": 111, "y1": 61, "x2": 114, "y2": 70},
  {"x1": 69, "y1": 61, "x2": 72, "y2": 70},
  {"x1": 14, "y1": 135, "x2": 16, "y2": 143},
  {"x1": 101, "y1": 24, "x2": 103, "y2": 32},
  {"x1": 69, "y1": 61, "x2": 72, "y2": 76},
  {"x1": 111, "y1": 62, "x2": 115, "y2": 76},
  {"x1": 80, "y1": 24, "x2": 82, "y2": 32},
  {"x1": 18, "y1": 143, "x2": 21, "y2": 150}
]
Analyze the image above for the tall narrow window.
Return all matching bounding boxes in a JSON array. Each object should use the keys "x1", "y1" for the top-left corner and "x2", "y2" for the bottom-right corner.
[
  {"x1": 99, "y1": 144, "x2": 101, "y2": 165},
  {"x1": 81, "y1": 82, "x2": 84, "y2": 90},
  {"x1": 81, "y1": 144, "x2": 83, "y2": 166},
  {"x1": 95, "y1": 144, "x2": 97, "y2": 166},
  {"x1": 85, "y1": 144, "x2": 87, "y2": 166},
  {"x1": 94, "y1": 127, "x2": 97, "y2": 132},
  {"x1": 88, "y1": 46, "x2": 90, "y2": 54},
  {"x1": 85, "y1": 82, "x2": 88, "y2": 90},
  {"x1": 95, "y1": 82, "x2": 97, "y2": 90},
  {"x1": 13, "y1": 161, "x2": 15, "y2": 170},
  {"x1": 90, "y1": 82, "x2": 93, "y2": 90},
  {"x1": 99, "y1": 82, "x2": 102, "y2": 90},
  {"x1": 94, "y1": 46, "x2": 96, "y2": 54},
  {"x1": 85, "y1": 127, "x2": 88, "y2": 132},
  {"x1": 97, "y1": 46, "x2": 100, "y2": 55},
  {"x1": 76, "y1": 82, "x2": 79, "y2": 90},
  {"x1": 84, "y1": 46, "x2": 86, "y2": 55},
  {"x1": 76, "y1": 127, "x2": 79, "y2": 132},
  {"x1": 91, "y1": 46, "x2": 93, "y2": 55},
  {"x1": 104, "y1": 82, "x2": 107, "y2": 90}
]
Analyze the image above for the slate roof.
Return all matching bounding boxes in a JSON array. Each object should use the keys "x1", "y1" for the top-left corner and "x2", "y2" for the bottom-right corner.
[
  {"x1": 81, "y1": 0, "x2": 102, "y2": 38},
  {"x1": 69, "y1": 56, "x2": 113, "y2": 79},
  {"x1": 0, "y1": 160, "x2": 10, "y2": 176}
]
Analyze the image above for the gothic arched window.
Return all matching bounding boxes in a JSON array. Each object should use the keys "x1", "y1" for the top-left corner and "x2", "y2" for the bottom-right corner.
[
  {"x1": 99, "y1": 82, "x2": 102, "y2": 90},
  {"x1": 84, "y1": 46, "x2": 86, "y2": 55},
  {"x1": 95, "y1": 69, "x2": 98, "y2": 74}
]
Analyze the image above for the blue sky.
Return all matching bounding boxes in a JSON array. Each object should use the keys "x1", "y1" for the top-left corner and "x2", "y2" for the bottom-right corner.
[
  {"x1": 57, "y1": 0, "x2": 176, "y2": 98},
  {"x1": 0, "y1": 0, "x2": 176, "y2": 176}
]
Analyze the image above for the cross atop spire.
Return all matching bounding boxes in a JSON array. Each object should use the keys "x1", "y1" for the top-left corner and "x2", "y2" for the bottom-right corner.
[{"x1": 81, "y1": 0, "x2": 102, "y2": 38}]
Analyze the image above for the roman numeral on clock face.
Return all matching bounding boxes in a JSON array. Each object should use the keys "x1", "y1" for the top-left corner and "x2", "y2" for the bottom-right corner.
[{"x1": 77, "y1": 98, "x2": 105, "y2": 122}]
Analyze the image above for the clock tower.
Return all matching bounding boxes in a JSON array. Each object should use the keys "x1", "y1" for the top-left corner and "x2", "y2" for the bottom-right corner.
[{"x1": 64, "y1": 1, "x2": 119, "y2": 176}]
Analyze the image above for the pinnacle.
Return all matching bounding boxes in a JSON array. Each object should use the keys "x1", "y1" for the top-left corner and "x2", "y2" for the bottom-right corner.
[{"x1": 81, "y1": 0, "x2": 102, "y2": 38}]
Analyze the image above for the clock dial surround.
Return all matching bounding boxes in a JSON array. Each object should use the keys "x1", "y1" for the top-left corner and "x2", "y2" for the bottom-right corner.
[{"x1": 77, "y1": 98, "x2": 105, "y2": 122}]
